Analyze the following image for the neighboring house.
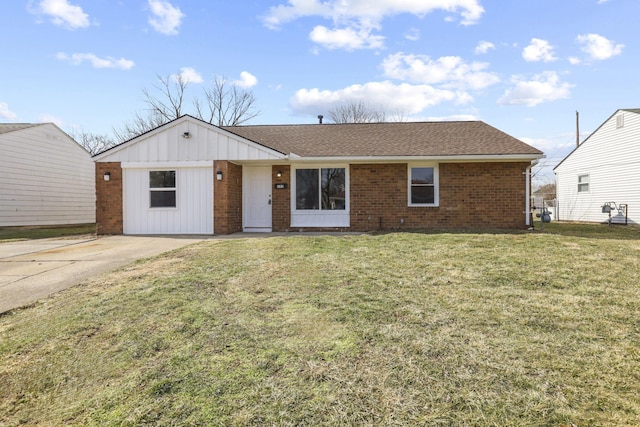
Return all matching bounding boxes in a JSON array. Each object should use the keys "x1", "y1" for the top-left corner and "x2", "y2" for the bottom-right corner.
[
  {"x1": 0, "y1": 123, "x2": 95, "y2": 227},
  {"x1": 555, "y1": 109, "x2": 640, "y2": 224},
  {"x1": 93, "y1": 115, "x2": 543, "y2": 235}
]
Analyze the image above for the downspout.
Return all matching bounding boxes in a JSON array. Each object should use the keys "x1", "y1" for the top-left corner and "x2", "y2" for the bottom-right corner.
[
  {"x1": 524, "y1": 159, "x2": 541, "y2": 227},
  {"x1": 525, "y1": 164, "x2": 532, "y2": 227}
]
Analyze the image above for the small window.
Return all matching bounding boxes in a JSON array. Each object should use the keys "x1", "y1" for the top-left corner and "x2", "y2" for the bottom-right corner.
[
  {"x1": 149, "y1": 170, "x2": 176, "y2": 208},
  {"x1": 577, "y1": 174, "x2": 589, "y2": 193},
  {"x1": 409, "y1": 166, "x2": 437, "y2": 205},
  {"x1": 616, "y1": 114, "x2": 624, "y2": 129},
  {"x1": 295, "y1": 168, "x2": 346, "y2": 210}
]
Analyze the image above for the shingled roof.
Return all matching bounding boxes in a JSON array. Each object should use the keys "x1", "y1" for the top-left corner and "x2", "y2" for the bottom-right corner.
[
  {"x1": 0, "y1": 123, "x2": 42, "y2": 135},
  {"x1": 222, "y1": 121, "x2": 542, "y2": 158}
]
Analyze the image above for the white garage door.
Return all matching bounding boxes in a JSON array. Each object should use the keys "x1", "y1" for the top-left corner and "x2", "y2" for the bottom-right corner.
[{"x1": 123, "y1": 166, "x2": 213, "y2": 234}]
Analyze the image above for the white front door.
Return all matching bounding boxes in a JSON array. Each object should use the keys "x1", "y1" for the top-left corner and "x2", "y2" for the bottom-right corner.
[{"x1": 243, "y1": 166, "x2": 272, "y2": 232}]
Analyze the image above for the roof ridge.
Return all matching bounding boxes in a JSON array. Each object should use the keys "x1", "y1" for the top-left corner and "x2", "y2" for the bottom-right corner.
[{"x1": 223, "y1": 120, "x2": 483, "y2": 128}]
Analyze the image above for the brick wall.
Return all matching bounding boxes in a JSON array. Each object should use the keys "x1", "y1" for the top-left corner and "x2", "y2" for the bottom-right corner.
[
  {"x1": 95, "y1": 162, "x2": 123, "y2": 235},
  {"x1": 350, "y1": 162, "x2": 529, "y2": 231},
  {"x1": 272, "y1": 166, "x2": 290, "y2": 231},
  {"x1": 213, "y1": 161, "x2": 243, "y2": 234}
]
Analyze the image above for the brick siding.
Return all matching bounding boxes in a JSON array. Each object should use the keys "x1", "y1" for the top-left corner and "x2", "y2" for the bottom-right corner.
[
  {"x1": 95, "y1": 162, "x2": 123, "y2": 235},
  {"x1": 350, "y1": 162, "x2": 529, "y2": 231},
  {"x1": 272, "y1": 166, "x2": 290, "y2": 231},
  {"x1": 213, "y1": 161, "x2": 243, "y2": 234},
  {"x1": 272, "y1": 162, "x2": 528, "y2": 232}
]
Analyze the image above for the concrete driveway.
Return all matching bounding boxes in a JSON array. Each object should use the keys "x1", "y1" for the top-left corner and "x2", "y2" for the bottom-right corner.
[{"x1": 0, "y1": 235, "x2": 207, "y2": 313}]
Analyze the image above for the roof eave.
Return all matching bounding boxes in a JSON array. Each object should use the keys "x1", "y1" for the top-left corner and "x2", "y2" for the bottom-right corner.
[{"x1": 280, "y1": 154, "x2": 544, "y2": 163}]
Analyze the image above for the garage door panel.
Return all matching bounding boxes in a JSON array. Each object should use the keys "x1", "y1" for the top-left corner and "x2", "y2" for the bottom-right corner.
[{"x1": 123, "y1": 167, "x2": 213, "y2": 234}]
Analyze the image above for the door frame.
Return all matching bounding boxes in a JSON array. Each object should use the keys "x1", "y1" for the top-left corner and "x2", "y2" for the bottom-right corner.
[{"x1": 242, "y1": 165, "x2": 273, "y2": 232}]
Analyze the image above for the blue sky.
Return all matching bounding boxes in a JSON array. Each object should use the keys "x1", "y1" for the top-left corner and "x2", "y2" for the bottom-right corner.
[{"x1": 1, "y1": 0, "x2": 638, "y2": 182}]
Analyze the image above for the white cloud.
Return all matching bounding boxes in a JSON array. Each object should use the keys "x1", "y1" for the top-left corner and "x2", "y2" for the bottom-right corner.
[
  {"x1": 263, "y1": 0, "x2": 484, "y2": 50},
  {"x1": 56, "y1": 52, "x2": 135, "y2": 70},
  {"x1": 576, "y1": 33, "x2": 624, "y2": 60},
  {"x1": 522, "y1": 38, "x2": 557, "y2": 62},
  {"x1": 148, "y1": 0, "x2": 184, "y2": 35},
  {"x1": 474, "y1": 41, "x2": 495, "y2": 54},
  {"x1": 0, "y1": 102, "x2": 18, "y2": 120},
  {"x1": 424, "y1": 113, "x2": 479, "y2": 121},
  {"x1": 232, "y1": 71, "x2": 258, "y2": 88},
  {"x1": 498, "y1": 71, "x2": 573, "y2": 107},
  {"x1": 172, "y1": 67, "x2": 203, "y2": 84},
  {"x1": 520, "y1": 136, "x2": 574, "y2": 153},
  {"x1": 263, "y1": 0, "x2": 484, "y2": 29},
  {"x1": 309, "y1": 25, "x2": 384, "y2": 50},
  {"x1": 290, "y1": 80, "x2": 467, "y2": 116},
  {"x1": 381, "y1": 52, "x2": 500, "y2": 91},
  {"x1": 404, "y1": 28, "x2": 420, "y2": 42},
  {"x1": 31, "y1": 0, "x2": 90, "y2": 30},
  {"x1": 568, "y1": 56, "x2": 581, "y2": 65}
]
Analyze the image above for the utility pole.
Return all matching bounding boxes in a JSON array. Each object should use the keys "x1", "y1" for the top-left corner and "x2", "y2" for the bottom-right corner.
[{"x1": 576, "y1": 111, "x2": 580, "y2": 147}]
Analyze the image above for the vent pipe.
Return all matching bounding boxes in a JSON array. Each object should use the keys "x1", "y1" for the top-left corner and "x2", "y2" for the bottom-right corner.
[{"x1": 317, "y1": 115, "x2": 323, "y2": 124}]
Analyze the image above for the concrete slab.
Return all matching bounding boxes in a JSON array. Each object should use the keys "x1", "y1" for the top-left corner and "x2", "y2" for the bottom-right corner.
[
  {"x1": 0, "y1": 237, "x2": 96, "y2": 259},
  {"x1": 0, "y1": 235, "x2": 207, "y2": 313}
]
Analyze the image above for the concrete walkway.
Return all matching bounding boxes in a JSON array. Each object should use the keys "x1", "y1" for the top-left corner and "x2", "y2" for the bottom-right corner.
[{"x1": 0, "y1": 235, "x2": 207, "y2": 313}]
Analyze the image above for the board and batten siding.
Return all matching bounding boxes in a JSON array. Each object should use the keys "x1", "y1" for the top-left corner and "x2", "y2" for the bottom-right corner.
[
  {"x1": 96, "y1": 118, "x2": 284, "y2": 163},
  {"x1": 0, "y1": 124, "x2": 95, "y2": 227},
  {"x1": 555, "y1": 110, "x2": 640, "y2": 224},
  {"x1": 123, "y1": 166, "x2": 213, "y2": 234}
]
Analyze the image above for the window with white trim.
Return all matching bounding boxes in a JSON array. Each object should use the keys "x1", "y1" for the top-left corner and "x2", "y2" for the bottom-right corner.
[
  {"x1": 296, "y1": 168, "x2": 346, "y2": 210},
  {"x1": 577, "y1": 174, "x2": 589, "y2": 193},
  {"x1": 409, "y1": 165, "x2": 438, "y2": 206},
  {"x1": 149, "y1": 170, "x2": 176, "y2": 208},
  {"x1": 616, "y1": 114, "x2": 624, "y2": 129}
]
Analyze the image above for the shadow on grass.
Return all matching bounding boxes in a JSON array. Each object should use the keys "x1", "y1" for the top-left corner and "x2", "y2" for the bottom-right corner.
[
  {"x1": 0, "y1": 224, "x2": 96, "y2": 242},
  {"x1": 375, "y1": 221, "x2": 640, "y2": 241},
  {"x1": 535, "y1": 221, "x2": 640, "y2": 241}
]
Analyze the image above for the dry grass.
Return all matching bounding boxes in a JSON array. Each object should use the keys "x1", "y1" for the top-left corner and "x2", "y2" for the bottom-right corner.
[
  {"x1": 0, "y1": 224, "x2": 96, "y2": 242},
  {"x1": 1, "y1": 222, "x2": 639, "y2": 425}
]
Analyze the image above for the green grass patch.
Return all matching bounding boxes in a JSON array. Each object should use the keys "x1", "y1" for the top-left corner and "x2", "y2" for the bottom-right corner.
[
  {"x1": 0, "y1": 224, "x2": 96, "y2": 242},
  {"x1": 1, "y1": 223, "x2": 639, "y2": 425}
]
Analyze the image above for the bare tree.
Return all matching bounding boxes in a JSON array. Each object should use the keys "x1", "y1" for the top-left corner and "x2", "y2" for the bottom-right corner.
[
  {"x1": 70, "y1": 130, "x2": 116, "y2": 155},
  {"x1": 113, "y1": 110, "x2": 167, "y2": 142},
  {"x1": 328, "y1": 100, "x2": 408, "y2": 123},
  {"x1": 329, "y1": 100, "x2": 385, "y2": 123},
  {"x1": 194, "y1": 76, "x2": 260, "y2": 126},
  {"x1": 113, "y1": 74, "x2": 189, "y2": 141},
  {"x1": 533, "y1": 182, "x2": 556, "y2": 200},
  {"x1": 142, "y1": 73, "x2": 189, "y2": 123},
  {"x1": 114, "y1": 73, "x2": 260, "y2": 142}
]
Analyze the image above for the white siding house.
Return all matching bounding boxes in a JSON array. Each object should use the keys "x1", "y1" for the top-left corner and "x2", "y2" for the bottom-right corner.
[
  {"x1": 554, "y1": 109, "x2": 640, "y2": 224},
  {"x1": 0, "y1": 123, "x2": 95, "y2": 227}
]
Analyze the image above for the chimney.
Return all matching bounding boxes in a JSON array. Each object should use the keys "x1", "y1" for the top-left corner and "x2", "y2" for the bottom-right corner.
[{"x1": 317, "y1": 115, "x2": 323, "y2": 124}]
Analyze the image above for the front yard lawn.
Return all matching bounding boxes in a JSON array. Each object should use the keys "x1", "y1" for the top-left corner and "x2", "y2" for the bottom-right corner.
[{"x1": 1, "y1": 223, "x2": 639, "y2": 425}]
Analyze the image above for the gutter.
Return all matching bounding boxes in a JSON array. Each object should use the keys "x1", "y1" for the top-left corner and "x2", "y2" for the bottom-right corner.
[{"x1": 276, "y1": 154, "x2": 544, "y2": 163}]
